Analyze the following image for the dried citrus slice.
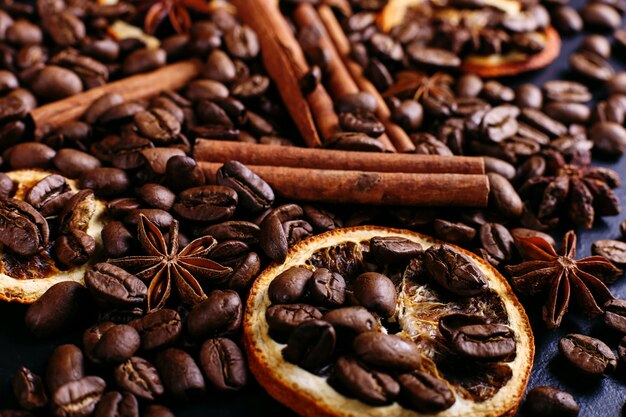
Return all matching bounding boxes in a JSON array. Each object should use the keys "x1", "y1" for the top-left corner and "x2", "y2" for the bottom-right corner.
[
  {"x1": 244, "y1": 226, "x2": 533, "y2": 417},
  {"x1": 0, "y1": 170, "x2": 107, "y2": 303}
]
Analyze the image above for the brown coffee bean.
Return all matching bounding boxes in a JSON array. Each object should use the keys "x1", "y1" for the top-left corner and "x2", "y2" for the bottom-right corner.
[
  {"x1": 202, "y1": 221, "x2": 260, "y2": 246},
  {"x1": 308, "y1": 268, "x2": 346, "y2": 307},
  {"x1": 283, "y1": 319, "x2": 336, "y2": 372},
  {"x1": 332, "y1": 356, "x2": 399, "y2": 405},
  {"x1": 156, "y1": 348, "x2": 205, "y2": 400},
  {"x1": 559, "y1": 333, "x2": 617, "y2": 376},
  {"x1": 24, "y1": 174, "x2": 72, "y2": 217},
  {"x1": 187, "y1": 290, "x2": 242, "y2": 339},
  {"x1": 174, "y1": 185, "x2": 237, "y2": 222},
  {"x1": 552, "y1": 6, "x2": 583, "y2": 33},
  {"x1": 4, "y1": 142, "x2": 55, "y2": 169},
  {"x1": 589, "y1": 122, "x2": 626, "y2": 155},
  {"x1": 397, "y1": 371, "x2": 455, "y2": 413},
  {"x1": 53, "y1": 149, "x2": 101, "y2": 178},
  {"x1": 0, "y1": 197, "x2": 48, "y2": 256},
  {"x1": 165, "y1": 155, "x2": 205, "y2": 191},
  {"x1": 592, "y1": 240, "x2": 626, "y2": 266},
  {"x1": 135, "y1": 184, "x2": 176, "y2": 211},
  {"x1": 185, "y1": 79, "x2": 229, "y2": 101},
  {"x1": 224, "y1": 25, "x2": 259, "y2": 59},
  {"x1": 52, "y1": 376, "x2": 105, "y2": 417},
  {"x1": 25, "y1": 282, "x2": 92, "y2": 338},
  {"x1": 581, "y1": 3, "x2": 621, "y2": 30},
  {"x1": 46, "y1": 344, "x2": 85, "y2": 394},
  {"x1": 114, "y1": 357, "x2": 163, "y2": 401},
  {"x1": 369, "y1": 236, "x2": 423, "y2": 263},
  {"x1": 524, "y1": 386, "x2": 579, "y2": 417},
  {"x1": 202, "y1": 49, "x2": 236, "y2": 83},
  {"x1": 336, "y1": 92, "x2": 378, "y2": 114},
  {"x1": 544, "y1": 102, "x2": 590, "y2": 124},
  {"x1": 266, "y1": 303, "x2": 322, "y2": 336},
  {"x1": 124, "y1": 209, "x2": 173, "y2": 230},
  {"x1": 423, "y1": 245, "x2": 488, "y2": 296},
  {"x1": 570, "y1": 51, "x2": 614, "y2": 81},
  {"x1": 543, "y1": 80, "x2": 592, "y2": 103},
  {"x1": 98, "y1": 102, "x2": 146, "y2": 124},
  {"x1": 580, "y1": 35, "x2": 611, "y2": 58},
  {"x1": 134, "y1": 108, "x2": 181, "y2": 144},
  {"x1": 0, "y1": 70, "x2": 18, "y2": 92},
  {"x1": 54, "y1": 228, "x2": 96, "y2": 268},
  {"x1": 79, "y1": 167, "x2": 129, "y2": 196},
  {"x1": 101, "y1": 221, "x2": 134, "y2": 257},
  {"x1": 456, "y1": 74, "x2": 483, "y2": 98},
  {"x1": 268, "y1": 266, "x2": 313, "y2": 304},
  {"x1": 31, "y1": 65, "x2": 82, "y2": 100},
  {"x1": 325, "y1": 132, "x2": 386, "y2": 152},
  {"x1": 141, "y1": 405, "x2": 174, "y2": 417},
  {"x1": 85, "y1": 263, "x2": 147, "y2": 308},
  {"x1": 603, "y1": 299, "x2": 626, "y2": 333},
  {"x1": 479, "y1": 222, "x2": 514, "y2": 265},
  {"x1": 122, "y1": 48, "x2": 166, "y2": 75},
  {"x1": 6, "y1": 19, "x2": 42, "y2": 45},
  {"x1": 131, "y1": 308, "x2": 182, "y2": 351},
  {"x1": 44, "y1": 11, "x2": 85, "y2": 47},
  {"x1": 323, "y1": 307, "x2": 378, "y2": 339},
  {"x1": 94, "y1": 391, "x2": 138, "y2": 417},
  {"x1": 216, "y1": 161, "x2": 275, "y2": 212},
  {"x1": 607, "y1": 72, "x2": 626, "y2": 95},
  {"x1": 12, "y1": 367, "x2": 47, "y2": 410},
  {"x1": 520, "y1": 108, "x2": 567, "y2": 138},
  {"x1": 353, "y1": 272, "x2": 397, "y2": 318},
  {"x1": 200, "y1": 338, "x2": 247, "y2": 391},
  {"x1": 88, "y1": 323, "x2": 140, "y2": 364},
  {"x1": 432, "y1": 219, "x2": 477, "y2": 245},
  {"x1": 353, "y1": 332, "x2": 420, "y2": 372}
]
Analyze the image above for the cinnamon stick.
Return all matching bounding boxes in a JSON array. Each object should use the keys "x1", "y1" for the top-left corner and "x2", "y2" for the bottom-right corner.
[
  {"x1": 194, "y1": 139, "x2": 485, "y2": 175},
  {"x1": 231, "y1": 0, "x2": 339, "y2": 146},
  {"x1": 292, "y1": 3, "x2": 396, "y2": 152},
  {"x1": 318, "y1": 5, "x2": 416, "y2": 153},
  {"x1": 200, "y1": 162, "x2": 489, "y2": 207},
  {"x1": 29, "y1": 59, "x2": 202, "y2": 133}
]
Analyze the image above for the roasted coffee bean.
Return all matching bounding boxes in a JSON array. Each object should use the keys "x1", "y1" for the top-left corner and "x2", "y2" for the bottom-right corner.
[
  {"x1": 543, "y1": 80, "x2": 591, "y2": 103},
  {"x1": 511, "y1": 227, "x2": 556, "y2": 247},
  {"x1": 114, "y1": 357, "x2": 163, "y2": 400},
  {"x1": 187, "y1": 290, "x2": 242, "y2": 339},
  {"x1": 156, "y1": 348, "x2": 205, "y2": 400},
  {"x1": 433, "y1": 219, "x2": 476, "y2": 245},
  {"x1": 603, "y1": 299, "x2": 626, "y2": 333},
  {"x1": 308, "y1": 268, "x2": 346, "y2": 307},
  {"x1": 52, "y1": 376, "x2": 105, "y2": 417},
  {"x1": 481, "y1": 81, "x2": 515, "y2": 104},
  {"x1": 589, "y1": 122, "x2": 626, "y2": 155},
  {"x1": 186, "y1": 79, "x2": 229, "y2": 101},
  {"x1": 4, "y1": 142, "x2": 55, "y2": 169},
  {"x1": 142, "y1": 405, "x2": 174, "y2": 417},
  {"x1": 0, "y1": 174, "x2": 14, "y2": 198},
  {"x1": 456, "y1": 74, "x2": 483, "y2": 98},
  {"x1": 98, "y1": 102, "x2": 146, "y2": 124},
  {"x1": 479, "y1": 105, "x2": 519, "y2": 142},
  {"x1": 607, "y1": 72, "x2": 626, "y2": 95},
  {"x1": 592, "y1": 240, "x2": 626, "y2": 266},
  {"x1": 13, "y1": 367, "x2": 47, "y2": 410},
  {"x1": 353, "y1": 272, "x2": 397, "y2": 318},
  {"x1": 6, "y1": 19, "x2": 42, "y2": 46},
  {"x1": 580, "y1": 35, "x2": 611, "y2": 59},
  {"x1": 131, "y1": 308, "x2": 182, "y2": 351},
  {"x1": 323, "y1": 307, "x2": 378, "y2": 339},
  {"x1": 369, "y1": 236, "x2": 423, "y2": 263},
  {"x1": 484, "y1": 157, "x2": 516, "y2": 180},
  {"x1": 53, "y1": 149, "x2": 101, "y2": 178},
  {"x1": 325, "y1": 132, "x2": 386, "y2": 152},
  {"x1": 336, "y1": 92, "x2": 378, "y2": 114},
  {"x1": 488, "y1": 173, "x2": 522, "y2": 219},
  {"x1": 559, "y1": 333, "x2": 617, "y2": 376},
  {"x1": 133, "y1": 108, "x2": 181, "y2": 143},
  {"x1": 165, "y1": 155, "x2": 206, "y2": 191},
  {"x1": 299, "y1": 65, "x2": 321, "y2": 95},
  {"x1": 570, "y1": 51, "x2": 614, "y2": 81},
  {"x1": 0, "y1": 120, "x2": 25, "y2": 150},
  {"x1": 224, "y1": 25, "x2": 259, "y2": 59},
  {"x1": 200, "y1": 338, "x2": 247, "y2": 391},
  {"x1": 353, "y1": 332, "x2": 420, "y2": 372},
  {"x1": 174, "y1": 185, "x2": 237, "y2": 222},
  {"x1": 283, "y1": 319, "x2": 336, "y2": 372},
  {"x1": 524, "y1": 386, "x2": 579, "y2": 417},
  {"x1": 0, "y1": 70, "x2": 18, "y2": 92},
  {"x1": 302, "y1": 205, "x2": 342, "y2": 232},
  {"x1": 520, "y1": 108, "x2": 567, "y2": 138},
  {"x1": 82, "y1": 39, "x2": 120, "y2": 63},
  {"x1": 46, "y1": 344, "x2": 85, "y2": 393},
  {"x1": 216, "y1": 161, "x2": 274, "y2": 212},
  {"x1": 25, "y1": 282, "x2": 91, "y2": 338},
  {"x1": 552, "y1": 6, "x2": 583, "y2": 33},
  {"x1": 54, "y1": 228, "x2": 96, "y2": 268},
  {"x1": 544, "y1": 102, "x2": 590, "y2": 124},
  {"x1": 85, "y1": 263, "x2": 147, "y2": 308},
  {"x1": 208, "y1": 240, "x2": 250, "y2": 263},
  {"x1": 83, "y1": 322, "x2": 140, "y2": 364},
  {"x1": 122, "y1": 48, "x2": 166, "y2": 75},
  {"x1": 392, "y1": 100, "x2": 423, "y2": 131},
  {"x1": 226, "y1": 251, "x2": 261, "y2": 291},
  {"x1": 101, "y1": 221, "x2": 134, "y2": 257},
  {"x1": 94, "y1": 391, "x2": 138, "y2": 417},
  {"x1": 44, "y1": 11, "x2": 85, "y2": 47},
  {"x1": 397, "y1": 371, "x2": 455, "y2": 413},
  {"x1": 406, "y1": 45, "x2": 460, "y2": 69},
  {"x1": 24, "y1": 174, "x2": 72, "y2": 217},
  {"x1": 339, "y1": 111, "x2": 385, "y2": 137},
  {"x1": 0, "y1": 197, "x2": 49, "y2": 256},
  {"x1": 581, "y1": 3, "x2": 621, "y2": 30},
  {"x1": 439, "y1": 314, "x2": 516, "y2": 361},
  {"x1": 202, "y1": 50, "x2": 236, "y2": 83},
  {"x1": 423, "y1": 245, "x2": 488, "y2": 296},
  {"x1": 202, "y1": 221, "x2": 260, "y2": 245},
  {"x1": 134, "y1": 184, "x2": 175, "y2": 211},
  {"x1": 479, "y1": 222, "x2": 514, "y2": 265},
  {"x1": 268, "y1": 266, "x2": 313, "y2": 304},
  {"x1": 31, "y1": 65, "x2": 82, "y2": 100},
  {"x1": 124, "y1": 209, "x2": 173, "y2": 230},
  {"x1": 266, "y1": 303, "x2": 322, "y2": 336},
  {"x1": 332, "y1": 356, "x2": 399, "y2": 405},
  {"x1": 80, "y1": 167, "x2": 129, "y2": 196}
]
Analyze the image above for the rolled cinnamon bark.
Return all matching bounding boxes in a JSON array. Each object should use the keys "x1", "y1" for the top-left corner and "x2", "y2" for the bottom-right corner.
[
  {"x1": 194, "y1": 139, "x2": 484, "y2": 175},
  {"x1": 200, "y1": 162, "x2": 489, "y2": 207},
  {"x1": 29, "y1": 59, "x2": 202, "y2": 134}
]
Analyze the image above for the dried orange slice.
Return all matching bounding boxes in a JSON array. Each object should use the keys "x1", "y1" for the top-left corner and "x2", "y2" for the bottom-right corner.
[
  {"x1": 244, "y1": 226, "x2": 533, "y2": 417},
  {"x1": 0, "y1": 170, "x2": 107, "y2": 303}
]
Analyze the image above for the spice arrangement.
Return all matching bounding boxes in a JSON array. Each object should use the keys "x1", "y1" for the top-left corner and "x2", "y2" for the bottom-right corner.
[{"x1": 0, "y1": 0, "x2": 625, "y2": 416}]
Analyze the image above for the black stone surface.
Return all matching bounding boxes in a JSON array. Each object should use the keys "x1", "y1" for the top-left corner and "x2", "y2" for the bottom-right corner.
[{"x1": 0, "y1": 0, "x2": 625, "y2": 415}]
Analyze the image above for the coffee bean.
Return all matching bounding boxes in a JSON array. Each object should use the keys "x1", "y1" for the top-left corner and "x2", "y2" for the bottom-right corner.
[
  {"x1": 31, "y1": 65, "x2": 82, "y2": 100},
  {"x1": 51, "y1": 376, "x2": 105, "y2": 417},
  {"x1": 142, "y1": 405, "x2": 174, "y2": 417},
  {"x1": 479, "y1": 222, "x2": 514, "y2": 265},
  {"x1": 511, "y1": 228, "x2": 556, "y2": 247},
  {"x1": 406, "y1": 45, "x2": 460, "y2": 69},
  {"x1": 94, "y1": 391, "x2": 138, "y2": 417},
  {"x1": 82, "y1": 39, "x2": 120, "y2": 63},
  {"x1": 4, "y1": 142, "x2": 55, "y2": 169},
  {"x1": 122, "y1": 48, "x2": 166, "y2": 75},
  {"x1": 581, "y1": 3, "x2": 621, "y2": 30},
  {"x1": 202, "y1": 221, "x2": 260, "y2": 246},
  {"x1": 559, "y1": 333, "x2": 617, "y2": 376},
  {"x1": 135, "y1": 184, "x2": 175, "y2": 211},
  {"x1": 165, "y1": 155, "x2": 205, "y2": 191},
  {"x1": 323, "y1": 306, "x2": 378, "y2": 341},
  {"x1": 483, "y1": 157, "x2": 516, "y2": 180},
  {"x1": 131, "y1": 308, "x2": 182, "y2": 351},
  {"x1": 156, "y1": 348, "x2": 205, "y2": 400},
  {"x1": 85, "y1": 263, "x2": 147, "y2": 308},
  {"x1": 393, "y1": 100, "x2": 423, "y2": 131},
  {"x1": 25, "y1": 282, "x2": 92, "y2": 338},
  {"x1": 283, "y1": 319, "x2": 336, "y2": 372},
  {"x1": 544, "y1": 102, "x2": 590, "y2": 124},
  {"x1": 439, "y1": 314, "x2": 516, "y2": 361},
  {"x1": 353, "y1": 332, "x2": 420, "y2": 372},
  {"x1": 520, "y1": 108, "x2": 567, "y2": 138},
  {"x1": 266, "y1": 303, "x2": 322, "y2": 336},
  {"x1": 216, "y1": 161, "x2": 275, "y2": 212},
  {"x1": 456, "y1": 74, "x2": 483, "y2": 98},
  {"x1": 202, "y1": 50, "x2": 236, "y2": 83},
  {"x1": 543, "y1": 80, "x2": 592, "y2": 103},
  {"x1": 174, "y1": 185, "x2": 237, "y2": 222},
  {"x1": 552, "y1": 6, "x2": 583, "y2": 33},
  {"x1": 187, "y1": 290, "x2": 242, "y2": 339},
  {"x1": 332, "y1": 356, "x2": 399, "y2": 405},
  {"x1": 46, "y1": 344, "x2": 85, "y2": 393},
  {"x1": 6, "y1": 19, "x2": 42, "y2": 46},
  {"x1": 83, "y1": 322, "x2": 140, "y2": 364},
  {"x1": 607, "y1": 72, "x2": 626, "y2": 95},
  {"x1": 369, "y1": 236, "x2": 423, "y2": 263},
  {"x1": 114, "y1": 357, "x2": 163, "y2": 401},
  {"x1": 580, "y1": 35, "x2": 611, "y2": 58},
  {"x1": 570, "y1": 51, "x2": 614, "y2": 81},
  {"x1": 54, "y1": 228, "x2": 96, "y2": 268},
  {"x1": 44, "y1": 11, "x2": 85, "y2": 47},
  {"x1": 185, "y1": 79, "x2": 229, "y2": 101},
  {"x1": 53, "y1": 148, "x2": 101, "y2": 178},
  {"x1": 339, "y1": 111, "x2": 385, "y2": 137},
  {"x1": 299, "y1": 66, "x2": 321, "y2": 95},
  {"x1": 24, "y1": 174, "x2": 72, "y2": 217},
  {"x1": 308, "y1": 268, "x2": 346, "y2": 307},
  {"x1": 98, "y1": 102, "x2": 146, "y2": 124},
  {"x1": 592, "y1": 240, "x2": 626, "y2": 266},
  {"x1": 224, "y1": 25, "x2": 259, "y2": 60},
  {"x1": 101, "y1": 221, "x2": 134, "y2": 258},
  {"x1": 353, "y1": 272, "x2": 397, "y2": 318},
  {"x1": 482, "y1": 81, "x2": 515, "y2": 104},
  {"x1": 603, "y1": 299, "x2": 626, "y2": 333},
  {"x1": 335, "y1": 92, "x2": 377, "y2": 113},
  {"x1": 524, "y1": 386, "x2": 579, "y2": 417},
  {"x1": 124, "y1": 209, "x2": 173, "y2": 230},
  {"x1": 325, "y1": 132, "x2": 386, "y2": 152},
  {"x1": 432, "y1": 219, "x2": 477, "y2": 245},
  {"x1": 12, "y1": 367, "x2": 47, "y2": 410},
  {"x1": 200, "y1": 338, "x2": 247, "y2": 391},
  {"x1": 0, "y1": 70, "x2": 18, "y2": 92},
  {"x1": 268, "y1": 266, "x2": 313, "y2": 304},
  {"x1": 397, "y1": 371, "x2": 455, "y2": 413},
  {"x1": 423, "y1": 245, "x2": 488, "y2": 296},
  {"x1": 589, "y1": 122, "x2": 626, "y2": 155},
  {"x1": 80, "y1": 167, "x2": 130, "y2": 196}
]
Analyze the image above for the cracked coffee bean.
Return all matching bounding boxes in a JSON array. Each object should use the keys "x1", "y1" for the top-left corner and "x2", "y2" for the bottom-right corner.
[
  {"x1": 422, "y1": 245, "x2": 488, "y2": 296},
  {"x1": 51, "y1": 376, "x2": 105, "y2": 417},
  {"x1": 559, "y1": 333, "x2": 617, "y2": 376},
  {"x1": 131, "y1": 308, "x2": 182, "y2": 351},
  {"x1": 83, "y1": 322, "x2": 140, "y2": 364},
  {"x1": 114, "y1": 357, "x2": 163, "y2": 401},
  {"x1": 592, "y1": 239, "x2": 626, "y2": 266},
  {"x1": 308, "y1": 268, "x2": 346, "y2": 307}
]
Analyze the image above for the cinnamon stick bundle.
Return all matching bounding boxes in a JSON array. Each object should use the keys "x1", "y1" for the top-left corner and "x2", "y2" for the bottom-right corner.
[
  {"x1": 200, "y1": 162, "x2": 489, "y2": 207},
  {"x1": 194, "y1": 139, "x2": 485, "y2": 175},
  {"x1": 29, "y1": 59, "x2": 202, "y2": 133}
]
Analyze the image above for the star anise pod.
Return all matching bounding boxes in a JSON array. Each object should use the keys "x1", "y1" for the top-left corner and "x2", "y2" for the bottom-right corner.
[
  {"x1": 383, "y1": 71, "x2": 454, "y2": 102},
  {"x1": 137, "y1": 0, "x2": 233, "y2": 34},
  {"x1": 519, "y1": 151, "x2": 621, "y2": 229},
  {"x1": 506, "y1": 231, "x2": 622, "y2": 329},
  {"x1": 110, "y1": 214, "x2": 231, "y2": 311}
]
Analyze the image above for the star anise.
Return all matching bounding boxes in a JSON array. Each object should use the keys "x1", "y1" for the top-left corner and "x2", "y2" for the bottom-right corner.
[
  {"x1": 383, "y1": 71, "x2": 454, "y2": 102},
  {"x1": 519, "y1": 151, "x2": 621, "y2": 229},
  {"x1": 506, "y1": 231, "x2": 622, "y2": 329},
  {"x1": 110, "y1": 214, "x2": 231, "y2": 311},
  {"x1": 137, "y1": 0, "x2": 233, "y2": 34}
]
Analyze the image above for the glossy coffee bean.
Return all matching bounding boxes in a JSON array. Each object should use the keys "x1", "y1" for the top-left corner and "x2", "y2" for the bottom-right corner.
[
  {"x1": 332, "y1": 356, "x2": 399, "y2": 405},
  {"x1": 603, "y1": 299, "x2": 626, "y2": 333},
  {"x1": 283, "y1": 319, "x2": 336, "y2": 372},
  {"x1": 85, "y1": 263, "x2": 147, "y2": 308},
  {"x1": 101, "y1": 221, "x2": 135, "y2": 257},
  {"x1": 216, "y1": 161, "x2": 275, "y2": 212},
  {"x1": 397, "y1": 371, "x2": 455, "y2": 413},
  {"x1": 323, "y1": 307, "x2": 378, "y2": 339},
  {"x1": 423, "y1": 245, "x2": 488, "y2": 296},
  {"x1": 4, "y1": 142, "x2": 55, "y2": 169},
  {"x1": 51, "y1": 376, "x2": 105, "y2": 417},
  {"x1": 156, "y1": 348, "x2": 205, "y2": 400},
  {"x1": 308, "y1": 268, "x2": 346, "y2": 307},
  {"x1": 353, "y1": 272, "x2": 397, "y2": 318},
  {"x1": 353, "y1": 332, "x2": 421, "y2": 372},
  {"x1": 552, "y1": 6, "x2": 583, "y2": 34},
  {"x1": 266, "y1": 303, "x2": 323, "y2": 336},
  {"x1": 46, "y1": 344, "x2": 85, "y2": 393},
  {"x1": 54, "y1": 228, "x2": 96, "y2": 268},
  {"x1": 122, "y1": 48, "x2": 166, "y2": 75},
  {"x1": 94, "y1": 391, "x2": 138, "y2": 417},
  {"x1": 581, "y1": 3, "x2": 621, "y2": 30},
  {"x1": 524, "y1": 386, "x2": 579, "y2": 417},
  {"x1": 200, "y1": 338, "x2": 247, "y2": 391},
  {"x1": 80, "y1": 167, "x2": 130, "y2": 196},
  {"x1": 12, "y1": 367, "x2": 47, "y2": 410},
  {"x1": 31, "y1": 65, "x2": 82, "y2": 100},
  {"x1": 174, "y1": 185, "x2": 238, "y2": 222},
  {"x1": 114, "y1": 357, "x2": 163, "y2": 401},
  {"x1": 369, "y1": 236, "x2": 423, "y2": 263},
  {"x1": 187, "y1": 290, "x2": 242, "y2": 339},
  {"x1": 131, "y1": 308, "x2": 182, "y2": 351},
  {"x1": 142, "y1": 405, "x2": 174, "y2": 417},
  {"x1": 268, "y1": 266, "x2": 313, "y2": 304},
  {"x1": 559, "y1": 333, "x2": 617, "y2": 376},
  {"x1": 589, "y1": 122, "x2": 626, "y2": 155},
  {"x1": 53, "y1": 149, "x2": 101, "y2": 178},
  {"x1": 83, "y1": 322, "x2": 140, "y2": 364},
  {"x1": 592, "y1": 240, "x2": 626, "y2": 266}
]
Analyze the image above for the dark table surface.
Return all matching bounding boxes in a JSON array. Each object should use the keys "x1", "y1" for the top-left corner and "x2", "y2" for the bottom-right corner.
[{"x1": 1, "y1": 0, "x2": 626, "y2": 415}]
